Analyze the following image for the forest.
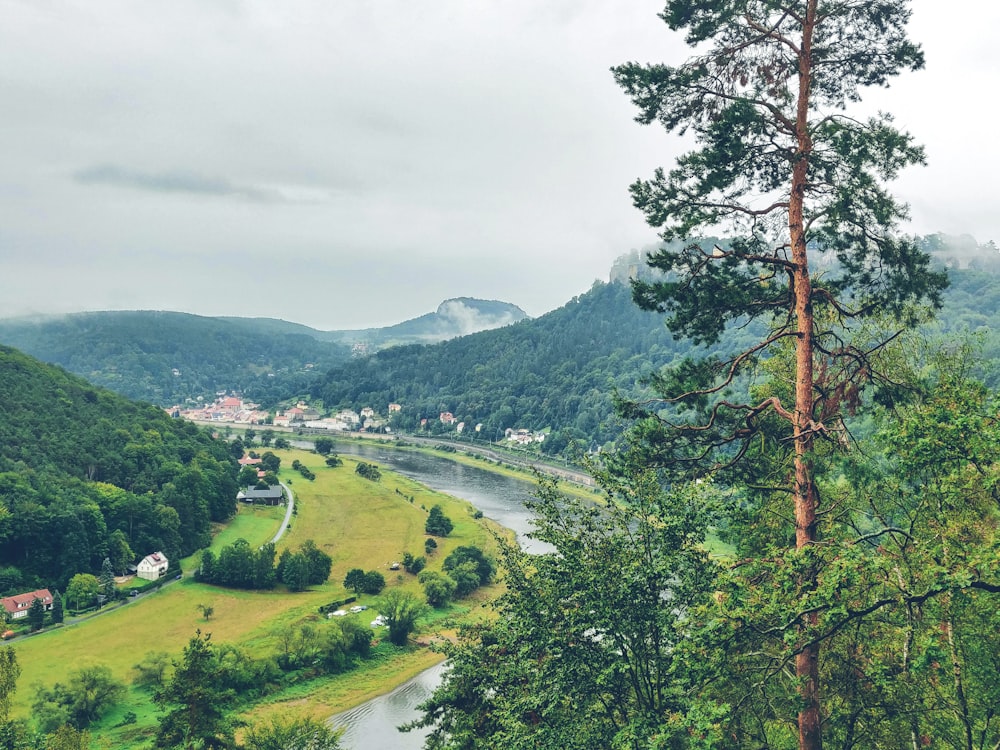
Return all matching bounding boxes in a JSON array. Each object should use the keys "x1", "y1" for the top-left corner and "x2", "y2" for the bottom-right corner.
[
  {"x1": 0, "y1": 346, "x2": 239, "y2": 594},
  {"x1": 0, "y1": 311, "x2": 351, "y2": 407}
]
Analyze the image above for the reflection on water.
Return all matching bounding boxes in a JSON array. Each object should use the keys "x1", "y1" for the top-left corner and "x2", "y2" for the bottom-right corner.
[{"x1": 330, "y1": 662, "x2": 447, "y2": 750}]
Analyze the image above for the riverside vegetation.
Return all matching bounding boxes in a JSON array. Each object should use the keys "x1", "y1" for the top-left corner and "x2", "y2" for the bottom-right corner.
[{"x1": 0, "y1": 441, "x2": 507, "y2": 749}]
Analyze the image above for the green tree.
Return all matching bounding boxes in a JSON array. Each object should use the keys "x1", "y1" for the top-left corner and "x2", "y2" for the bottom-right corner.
[
  {"x1": 98, "y1": 558, "x2": 116, "y2": 601},
  {"x1": 131, "y1": 651, "x2": 171, "y2": 690},
  {"x1": 424, "y1": 538, "x2": 437, "y2": 556},
  {"x1": 342, "y1": 568, "x2": 366, "y2": 595},
  {"x1": 195, "y1": 604, "x2": 214, "y2": 622},
  {"x1": 242, "y1": 717, "x2": 342, "y2": 750},
  {"x1": 313, "y1": 437, "x2": 334, "y2": 456},
  {"x1": 378, "y1": 590, "x2": 427, "y2": 647},
  {"x1": 27, "y1": 598, "x2": 44, "y2": 633},
  {"x1": 612, "y1": 2, "x2": 948, "y2": 747},
  {"x1": 410, "y1": 475, "x2": 716, "y2": 747},
  {"x1": 44, "y1": 724, "x2": 90, "y2": 750},
  {"x1": 49, "y1": 591, "x2": 64, "y2": 625},
  {"x1": 108, "y1": 529, "x2": 134, "y2": 576},
  {"x1": 64, "y1": 574, "x2": 99, "y2": 612},
  {"x1": 32, "y1": 666, "x2": 124, "y2": 731},
  {"x1": 361, "y1": 571, "x2": 385, "y2": 595},
  {"x1": 154, "y1": 631, "x2": 235, "y2": 750},
  {"x1": 424, "y1": 505, "x2": 453, "y2": 537},
  {"x1": 280, "y1": 553, "x2": 309, "y2": 593},
  {"x1": 273, "y1": 437, "x2": 290, "y2": 450},
  {"x1": 259, "y1": 430, "x2": 275, "y2": 448},
  {"x1": 0, "y1": 647, "x2": 19, "y2": 722},
  {"x1": 259, "y1": 452, "x2": 280, "y2": 474},
  {"x1": 298, "y1": 540, "x2": 332, "y2": 586},
  {"x1": 442, "y1": 546, "x2": 494, "y2": 588},
  {"x1": 418, "y1": 570, "x2": 456, "y2": 609}
]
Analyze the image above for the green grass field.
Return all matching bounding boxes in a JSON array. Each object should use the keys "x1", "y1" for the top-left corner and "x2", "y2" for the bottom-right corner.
[{"x1": 7, "y1": 448, "x2": 504, "y2": 746}]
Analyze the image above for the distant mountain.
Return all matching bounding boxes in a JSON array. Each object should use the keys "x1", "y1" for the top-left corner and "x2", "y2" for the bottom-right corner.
[
  {"x1": 0, "y1": 345, "x2": 237, "y2": 591},
  {"x1": 311, "y1": 280, "x2": 706, "y2": 455},
  {"x1": 0, "y1": 310, "x2": 351, "y2": 407},
  {"x1": 322, "y1": 297, "x2": 530, "y2": 350}
]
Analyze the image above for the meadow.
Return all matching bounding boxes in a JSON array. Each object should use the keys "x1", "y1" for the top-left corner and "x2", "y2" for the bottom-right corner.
[{"x1": 7, "y1": 447, "x2": 505, "y2": 746}]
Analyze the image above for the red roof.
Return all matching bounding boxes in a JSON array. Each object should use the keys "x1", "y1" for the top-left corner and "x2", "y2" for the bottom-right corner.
[{"x1": 1, "y1": 589, "x2": 53, "y2": 614}]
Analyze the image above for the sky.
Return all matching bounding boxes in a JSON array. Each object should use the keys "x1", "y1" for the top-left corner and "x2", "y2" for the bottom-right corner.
[{"x1": 1, "y1": 1, "x2": 997, "y2": 330}]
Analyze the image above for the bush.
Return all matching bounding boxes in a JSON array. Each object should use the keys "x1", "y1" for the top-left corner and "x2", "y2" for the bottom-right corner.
[{"x1": 424, "y1": 505, "x2": 453, "y2": 537}]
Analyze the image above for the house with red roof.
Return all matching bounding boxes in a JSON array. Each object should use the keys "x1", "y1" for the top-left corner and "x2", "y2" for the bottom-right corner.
[{"x1": 1, "y1": 589, "x2": 53, "y2": 620}]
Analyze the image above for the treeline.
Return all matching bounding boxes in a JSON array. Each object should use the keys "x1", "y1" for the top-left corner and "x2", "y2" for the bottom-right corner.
[
  {"x1": 196, "y1": 539, "x2": 332, "y2": 592},
  {"x1": 0, "y1": 310, "x2": 350, "y2": 407},
  {"x1": 0, "y1": 346, "x2": 239, "y2": 593}
]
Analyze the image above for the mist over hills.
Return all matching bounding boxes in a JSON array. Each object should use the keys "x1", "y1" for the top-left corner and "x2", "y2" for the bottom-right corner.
[{"x1": 0, "y1": 298, "x2": 527, "y2": 407}]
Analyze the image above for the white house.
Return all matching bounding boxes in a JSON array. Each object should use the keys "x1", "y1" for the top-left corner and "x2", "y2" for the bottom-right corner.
[{"x1": 137, "y1": 552, "x2": 169, "y2": 581}]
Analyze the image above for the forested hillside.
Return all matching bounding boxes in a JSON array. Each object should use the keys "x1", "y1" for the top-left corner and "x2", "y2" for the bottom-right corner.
[
  {"x1": 311, "y1": 280, "x2": 758, "y2": 454},
  {"x1": 0, "y1": 346, "x2": 238, "y2": 594},
  {"x1": 0, "y1": 310, "x2": 351, "y2": 407},
  {"x1": 310, "y1": 251, "x2": 999, "y2": 457}
]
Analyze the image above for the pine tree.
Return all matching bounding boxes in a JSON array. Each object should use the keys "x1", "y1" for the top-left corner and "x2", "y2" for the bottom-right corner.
[
  {"x1": 50, "y1": 590, "x2": 64, "y2": 624},
  {"x1": 613, "y1": 2, "x2": 947, "y2": 747},
  {"x1": 99, "y1": 557, "x2": 116, "y2": 602}
]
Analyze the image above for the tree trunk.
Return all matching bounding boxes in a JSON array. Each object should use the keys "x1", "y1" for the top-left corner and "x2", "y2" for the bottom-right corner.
[{"x1": 791, "y1": 2, "x2": 822, "y2": 749}]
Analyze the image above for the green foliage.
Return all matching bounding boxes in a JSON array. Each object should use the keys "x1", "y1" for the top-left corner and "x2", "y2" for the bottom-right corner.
[
  {"x1": 31, "y1": 666, "x2": 124, "y2": 732},
  {"x1": 342, "y1": 568, "x2": 366, "y2": 595},
  {"x1": 242, "y1": 716, "x2": 342, "y2": 750},
  {"x1": 424, "y1": 538, "x2": 437, "y2": 555},
  {"x1": 98, "y1": 558, "x2": 115, "y2": 601},
  {"x1": 153, "y1": 631, "x2": 236, "y2": 750},
  {"x1": 49, "y1": 591, "x2": 63, "y2": 625},
  {"x1": 418, "y1": 570, "x2": 456, "y2": 609},
  {"x1": 361, "y1": 571, "x2": 385, "y2": 595},
  {"x1": 409, "y1": 474, "x2": 716, "y2": 747},
  {"x1": 0, "y1": 647, "x2": 19, "y2": 722},
  {"x1": 353, "y1": 462, "x2": 381, "y2": 482},
  {"x1": 0, "y1": 311, "x2": 350, "y2": 407},
  {"x1": 313, "y1": 437, "x2": 334, "y2": 456},
  {"x1": 442, "y1": 546, "x2": 494, "y2": 590},
  {"x1": 26, "y1": 599, "x2": 44, "y2": 633},
  {"x1": 0, "y1": 346, "x2": 239, "y2": 589},
  {"x1": 64, "y1": 575, "x2": 99, "y2": 612},
  {"x1": 424, "y1": 505, "x2": 453, "y2": 537},
  {"x1": 131, "y1": 651, "x2": 171, "y2": 691},
  {"x1": 377, "y1": 590, "x2": 427, "y2": 647}
]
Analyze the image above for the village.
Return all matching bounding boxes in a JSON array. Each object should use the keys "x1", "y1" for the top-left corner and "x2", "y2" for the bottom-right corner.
[{"x1": 171, "y1": 394, "x2": 547, "y2": 446}]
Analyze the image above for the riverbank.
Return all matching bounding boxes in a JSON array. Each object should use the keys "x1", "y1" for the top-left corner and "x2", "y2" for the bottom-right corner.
[{"x1": 8, "y1": 447, "x2": 507, "y2": 748}]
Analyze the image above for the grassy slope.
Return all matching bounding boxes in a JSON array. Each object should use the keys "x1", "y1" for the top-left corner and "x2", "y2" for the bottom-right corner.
[{"x1": 7, "y1": 448, "x2": 504, "y2": 746}]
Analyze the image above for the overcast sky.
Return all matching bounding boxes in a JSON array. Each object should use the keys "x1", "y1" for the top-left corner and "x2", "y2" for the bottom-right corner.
[{"x1": 1, "y1": 1, "x2": 996, "y2": 330}]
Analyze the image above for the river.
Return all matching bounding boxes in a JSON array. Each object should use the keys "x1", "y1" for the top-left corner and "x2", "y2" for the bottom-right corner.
[{"x1": 326, "y1": 442, "x2": 550, "y2": 748}]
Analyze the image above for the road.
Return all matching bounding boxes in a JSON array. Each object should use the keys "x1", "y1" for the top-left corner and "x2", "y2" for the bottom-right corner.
[{"x1": 270, "y1": 481, "x2": 295, "y2": 544}]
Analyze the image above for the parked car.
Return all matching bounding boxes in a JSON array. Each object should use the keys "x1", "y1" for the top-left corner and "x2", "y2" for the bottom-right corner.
[
  {"x1": 329, "y1": 609, "x2": 348, "y2": 617},
  {"x1": 350, "y1": 605, "x2": 368, "y2": 613}
]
